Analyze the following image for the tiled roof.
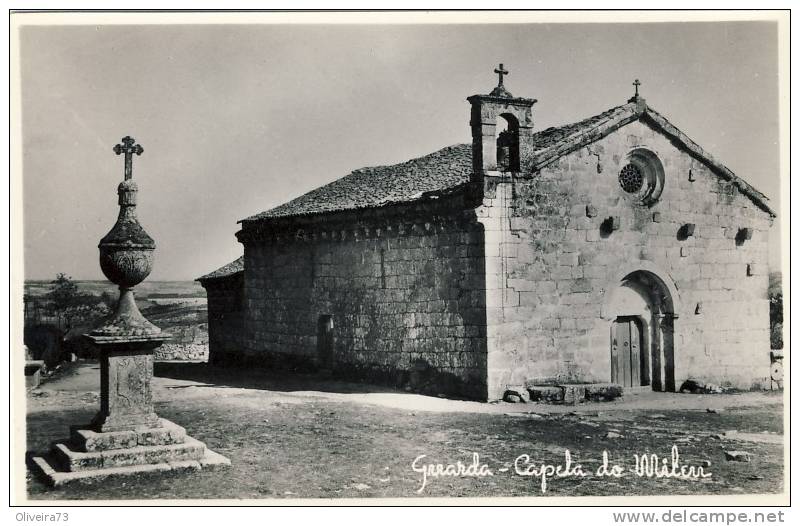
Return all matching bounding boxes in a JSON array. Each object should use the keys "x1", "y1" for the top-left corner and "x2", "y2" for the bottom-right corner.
[
  {"x1": 243, "y1": 144, "x2": 474, "y2": 221},
  {"x1": 530, "y1": 104, "x2": 635, "y2": 157},
  {"x1": 196, "y1": 256, "x2": 243, "y2": 283},
  {"x1": 241, "y1": 101, "x2": 774, "y2": 222}
]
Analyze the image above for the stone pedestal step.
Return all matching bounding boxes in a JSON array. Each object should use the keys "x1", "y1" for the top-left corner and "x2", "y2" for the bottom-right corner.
[
  {"x1": 53, "y1": 436, "x2": 206, "y2": 472},
  {"x1": 70, "y1": 418, "x2": 187, "y2": 452},
  {"x1": 31, "y1": 448, "x2": 230, "y2": 487},
  {"x1": 526, "y1": 383, "x2": 625, "y2": 404}
]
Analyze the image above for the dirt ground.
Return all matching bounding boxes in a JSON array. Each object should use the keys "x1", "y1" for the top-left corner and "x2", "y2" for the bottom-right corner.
[{"x1": 25, "y1": 361, "x2": 785, "y2": 501}]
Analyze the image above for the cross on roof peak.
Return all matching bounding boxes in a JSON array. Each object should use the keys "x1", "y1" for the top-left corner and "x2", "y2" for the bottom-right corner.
[
  {"x1": 494, "y1": 63, "x2": 509, "y2": 87},
  {"x1": 628, "y1": 78, "x2": 646, "y2": 105}
]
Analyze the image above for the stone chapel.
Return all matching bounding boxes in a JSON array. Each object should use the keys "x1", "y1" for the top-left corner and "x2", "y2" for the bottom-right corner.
[{"x1": 198, "y1": 67, "x2": 775, "y2": 401}]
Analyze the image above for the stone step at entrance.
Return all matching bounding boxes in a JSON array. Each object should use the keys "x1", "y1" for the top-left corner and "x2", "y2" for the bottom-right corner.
[
  {"x1": 526, "y1": 383, "x2": 626, "y2": 404},
  {"x1": 30, "y1": 418, "x2": 230, "y2": 486}
]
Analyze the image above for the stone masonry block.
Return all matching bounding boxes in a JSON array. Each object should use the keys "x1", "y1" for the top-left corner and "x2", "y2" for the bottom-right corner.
[
  {"x1": 528, "y1": 385, "x2": 564, "y2": 402},
  {"x1": 54, "y1": 437, "x2": 207, "y2": 472},
  {"x1": 561, "y1": 384, "x2": 587, "y2": 405},
  {"x1": 584, "y1": 383, "x2": 624, "y2": 401},
  {"x1": 71, "y1": 419, "x2": 187, "y2": 452},
  {"x1": 570, "y1": 278, "x2": 592, "y2": 293}
]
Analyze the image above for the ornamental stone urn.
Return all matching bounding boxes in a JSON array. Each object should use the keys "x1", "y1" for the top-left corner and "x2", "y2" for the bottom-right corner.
[{"x1": 93, "y1": 178, "x2": 160, "y2": 338}]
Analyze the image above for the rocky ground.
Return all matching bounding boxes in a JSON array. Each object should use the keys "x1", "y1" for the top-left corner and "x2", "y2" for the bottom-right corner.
[{"x1": 25, "y1": 361, "x2": 785, "y2": 501}]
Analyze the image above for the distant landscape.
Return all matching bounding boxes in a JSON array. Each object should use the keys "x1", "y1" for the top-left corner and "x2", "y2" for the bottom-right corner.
[
  {"x1": 24, "y1": 279, "x2": 209, "y2": 363},
  {"x1": 24, "y1": 279, "x2": 206, "y2": 300},
  {"x1": 21, "y1": 271, "x2": 784, "y2": 366}
]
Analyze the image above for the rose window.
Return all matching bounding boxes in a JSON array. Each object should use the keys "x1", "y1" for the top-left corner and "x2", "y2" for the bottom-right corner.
[
  {"x1": 619, "y1": 163, "x2": 644, "y2": 193},
  {"x1": 617, "y1": 150, "x2": 665, "y2": 205}
]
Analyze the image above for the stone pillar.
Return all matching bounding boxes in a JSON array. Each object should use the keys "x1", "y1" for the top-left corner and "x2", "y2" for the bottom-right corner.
[
  {"x1": 661, "y1": 315, "x2": 676, "y2": 392},
  {"x1": 92, "y1": 343, "x2": 160, "y2": 432},
  {"x1": 652, "y1": 313, "x2": 666, "y2": 392}
]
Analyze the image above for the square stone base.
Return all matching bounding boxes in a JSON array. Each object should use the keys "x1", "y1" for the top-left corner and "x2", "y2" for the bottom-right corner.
[
  {"x1": 30, "y1": 418, "x2": 230, "y2": 487},
  {"x1": 91, "y1": 411, "x2": 161, "y2": 433},
  {"x1": 31, "y1": 448, "x2": 230, "y2": 487},
  {"x1": 71, "y1": 418, "x2": 186, "y2": 451}
]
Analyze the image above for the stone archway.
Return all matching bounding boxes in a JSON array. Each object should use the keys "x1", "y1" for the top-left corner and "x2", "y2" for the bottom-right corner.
[{"x1": 601, "y1": 265, "x2": 679, "y2": 392}]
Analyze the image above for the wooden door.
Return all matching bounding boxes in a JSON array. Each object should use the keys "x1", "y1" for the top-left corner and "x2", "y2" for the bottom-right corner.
[
  {"x1": 612, "y1": 316, "x2": 642, "y2": 387},
  {"x1": 317, "y1": 315, "x2": 334, "y2": 369}
]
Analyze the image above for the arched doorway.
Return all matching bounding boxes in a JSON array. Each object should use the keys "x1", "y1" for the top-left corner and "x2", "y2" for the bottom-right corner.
[{"x1": 603, "y1": 269, "x2": 678, "y2": 391}]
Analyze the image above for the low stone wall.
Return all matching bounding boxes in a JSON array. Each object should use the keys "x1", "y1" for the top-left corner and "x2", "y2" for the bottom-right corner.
[
  {"x1": 154, "y1": 343, "x2": 209, "y2": 362},
  {"x1": 24, "y1": 325, "x2": 65, "y2": 368}
]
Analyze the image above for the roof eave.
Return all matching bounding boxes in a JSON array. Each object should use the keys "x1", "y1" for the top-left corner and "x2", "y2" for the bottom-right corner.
[
  {"x1": 196, "y1": 256, "x2": 245, "y2": 283},
  {"x1": 196, "y1": 271, "x2": 243, "y2": 284},
  {"x1": 239, "y1": 181, "x2": 472, "y2": 225},
  {"x1": 642, "y1": 107, "x2": 776, "y2": 218},
  {"x1": 530, "y1": 103, "x2": 641, "y2": 171}
]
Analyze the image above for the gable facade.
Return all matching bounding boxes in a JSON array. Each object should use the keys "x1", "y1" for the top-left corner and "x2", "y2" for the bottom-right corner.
[{"x1": 479, "y1": 118, "x2": 772, "y2": 399}]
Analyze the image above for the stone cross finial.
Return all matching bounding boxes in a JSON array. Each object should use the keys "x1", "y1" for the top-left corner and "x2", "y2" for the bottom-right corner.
[
  {"x1": 113, "y1": 136, "x2": 143, "y2": 181},
  {"x1": 632, "y1": 79, "x2": 641, "y2": 98},
  {"x1": 494, "y1": 63, "x2": 509, "y2": 87}
]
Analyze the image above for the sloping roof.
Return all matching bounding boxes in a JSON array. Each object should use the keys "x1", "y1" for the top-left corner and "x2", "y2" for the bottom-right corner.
[
  {"x1": 243, "y1": 144, "x2": 474, "y2": 221},
  {"x1": 528, "y1": 101, "x2": 775, "y2": 217},
  {"x1": 644, "y1": 106, "x2": 774, "y2": 216},
  {"x1": 196, "y1": 256, "x2": 243, "y2": 283},
  {"x1": 529, "y1": 103, "x2": 640, "y2": 168},
  {"x1": 241, "y1": 100, "x2": 774, "y2": 223}
]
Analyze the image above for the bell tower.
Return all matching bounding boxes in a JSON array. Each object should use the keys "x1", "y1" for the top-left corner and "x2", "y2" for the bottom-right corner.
[{"x1": 468, "y1": 64, "x2": 537, "y2": 176}]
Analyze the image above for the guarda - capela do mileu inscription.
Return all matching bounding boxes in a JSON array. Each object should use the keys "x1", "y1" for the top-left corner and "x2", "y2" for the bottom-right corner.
[{"x1": 411, "y1": 445, "x2": 711, "y2": 493}]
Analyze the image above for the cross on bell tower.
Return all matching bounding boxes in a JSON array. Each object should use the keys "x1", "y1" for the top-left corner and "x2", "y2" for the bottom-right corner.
[
  {"x1": 469, "y1": 64, "x2": 537, "y2": 176},
  {"x1": 113, "y1": 136, "x2": 143, "y2": 181},
  {"x1": 494, "y1": 63, "x2": 509, "y2": 87},
  {"x1": 490, "y1": 63, "x2": 513, "y2": 98}
]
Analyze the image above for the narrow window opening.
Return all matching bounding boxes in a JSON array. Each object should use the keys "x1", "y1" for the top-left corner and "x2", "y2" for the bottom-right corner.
[
  {"x1": 380, "y1": 248, "x2": 386, "y2": 289},
  {"x1": 317, "y1": 315, "x2": 334, "y2": 370},
  {"x1": 310, "y1": 247, "x2": 316, "y2": 286}
]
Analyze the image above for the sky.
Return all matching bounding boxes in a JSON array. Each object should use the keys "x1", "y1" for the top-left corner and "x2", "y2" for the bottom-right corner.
[{"x1": 18, "y1": 20, "x2": 781, "y2": 281}]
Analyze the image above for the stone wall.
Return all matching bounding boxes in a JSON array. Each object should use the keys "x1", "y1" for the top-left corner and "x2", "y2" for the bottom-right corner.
[
  {"x1": 202, "y1": 274, "x2": 245, "y2": 365},
  {"x1": 154, "y1": 343, "x2": 209, "y2": 362},
  {"x1": 480, "y1": 119, "x2": 773, "y2": 398},
  {"x1": 237, "y1": 198, "x2": 489, "y2": 399}
]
